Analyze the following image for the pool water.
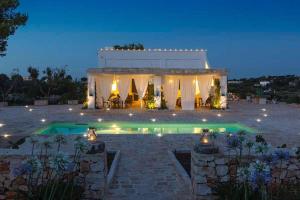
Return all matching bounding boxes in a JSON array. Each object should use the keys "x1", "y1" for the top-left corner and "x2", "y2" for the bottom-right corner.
[{"x1": 37, "y1": 122, "x2": 256, "y2": 135}]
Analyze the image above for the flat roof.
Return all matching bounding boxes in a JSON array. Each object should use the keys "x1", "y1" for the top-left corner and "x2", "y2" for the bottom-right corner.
[{"x1": 87, "y1": 67, "x2": 227, "y2": 76}]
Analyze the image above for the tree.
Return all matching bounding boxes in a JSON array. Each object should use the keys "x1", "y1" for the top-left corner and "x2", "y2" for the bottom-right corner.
[{"x1": 0, "y1": 0, "x2": 28, "y2": 56}]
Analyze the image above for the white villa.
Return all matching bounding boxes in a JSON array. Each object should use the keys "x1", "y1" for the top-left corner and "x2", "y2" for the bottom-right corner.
[{"x1": 87, "y1": 48, "x2": 227, "y2": 110}]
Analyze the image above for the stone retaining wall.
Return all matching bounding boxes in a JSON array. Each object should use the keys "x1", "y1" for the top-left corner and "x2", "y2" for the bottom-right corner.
[
  {"x1": 191, "y1": 147, "x2": 300, "y2": 200},
  {"x1": 0, "y1": 151, "x2": 106, "y2": 200}
]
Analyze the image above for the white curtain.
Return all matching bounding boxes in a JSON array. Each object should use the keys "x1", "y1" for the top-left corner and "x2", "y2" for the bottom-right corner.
[
  {"x1": 118, "y1": 75, "x2": 132, "y2": 102},
  {"x1": 98, "y1": 75, "x2": 113, "y2": 102},
  {"x1": 132, "y1": 75, "x2": 151, "y2": 99},
  {"x1": 95, "y1": 77, "x2": 102, "y2": 107},
  {"x1": 181, "y1": 76, "x2": 196, "y2": 110},
  {"x1": 197, "y1": 75, "x2": 213, "y2": 104},
  {"x1": 163, "y1": 76, "x2": 179, "y2": 110}
]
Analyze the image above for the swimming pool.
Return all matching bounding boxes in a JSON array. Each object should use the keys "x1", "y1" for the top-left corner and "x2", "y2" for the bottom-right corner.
[{"x1": 37, "y1": 122, "x2": 256, "y2": 135}]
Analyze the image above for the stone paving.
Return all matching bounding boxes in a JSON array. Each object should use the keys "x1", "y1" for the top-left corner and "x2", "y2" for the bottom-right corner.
[{"x1": 0, "y1": 101, "x2": 300, "y2": 199}]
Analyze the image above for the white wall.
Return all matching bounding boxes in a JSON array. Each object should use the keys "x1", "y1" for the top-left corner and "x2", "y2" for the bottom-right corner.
[{"x1": 98, "y1": 49, "x2": 209, "y2": 69}]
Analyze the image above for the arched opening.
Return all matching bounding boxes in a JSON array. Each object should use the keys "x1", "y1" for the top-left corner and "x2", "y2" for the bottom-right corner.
[
  {"x1": 194, "y1": 78, "x2": 203, "y2": 109},
  {"x1": 108, "y1": 79, "x2": 122, "y2": 108}
]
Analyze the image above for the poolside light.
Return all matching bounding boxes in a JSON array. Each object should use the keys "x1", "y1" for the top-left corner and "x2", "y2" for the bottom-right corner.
[
  {"x1": 0, "y1": 123, "x2": 4, "y2": 128},
  {"x1": 87, "y1": 127, "x2": 97, "y2": 141},
  {"x1": 157, "y1": 133, "x2": 162, "y2": 137},
  {"x1": 25, "y1": 105, "x2": 29, "y2": 108},
  {"x1": 97, "y1": 118, "x2": 103, "y2": 122},
  {"x1": 111, "y1": 124, "x2": 117, "y2": 128},
  {"x1": 68, "y1": 108, "x2": 73, "y2": 111},
  {"x1": 263, "y1": 114, "x2": 268, "y2": 117},
  {"x1": 217, "y1": 113, "x2": 222, "y2": 117},
  {"x1": 172, "y1": 113, "x2": 176, "y2": 117},
  {"x1": 83, "y1": 133, "x2": 88, "y2": 137},
  {"x1": 151, "y1": 118, "x2": 156, "y2": 122},
  {"x1": 3, "y1": 134, "x2": 10, "y2": 138},
  {"x1": 40, "y1": 118, "x2": 46, "y2": 123},
  {"x1": 261, "y1": 108, "x2": 266, "y2": 112},
  {"x1": 202, "y1": 118, "x2": 207, "y2": 122},
  {"x1": 129, "y1": 113, "x2": 133, "y2": 117},
  {"x1": 106, "y1": 108, "x2": 110, "y2": 111},
  {"x1": 80, "y1": 112, "x2": 84, "y2": 116},
  {"x1": 200, "y1": 130, "x2": 210, "y2": 144},
  {"x1": 256, "y1": 118, "x2": 261, "y2": 122},
  {"x1": 29, "y1": 108, "x2": 33, "y2": 112}
]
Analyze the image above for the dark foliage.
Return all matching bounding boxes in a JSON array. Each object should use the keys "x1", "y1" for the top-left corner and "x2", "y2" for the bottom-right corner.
[
  {"x1": 113, "y1": 43, "x2": 144, "y2": 50},
  {"x1": 0, "y1": 0, "x2": 28, "y2": 56}
]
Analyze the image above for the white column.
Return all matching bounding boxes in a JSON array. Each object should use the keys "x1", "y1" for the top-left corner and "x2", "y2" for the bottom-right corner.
[
  {"x1": 220, "y1": 75, "x2": 227, "y2": 109},
  {"x1": 87, "y1": 74, "x2": 95, "y2": 109}
]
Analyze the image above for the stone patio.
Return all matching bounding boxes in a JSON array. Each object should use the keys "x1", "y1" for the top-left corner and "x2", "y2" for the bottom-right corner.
[{"x1": 0, "y1": 101, "x2": 299, "y2": 199}]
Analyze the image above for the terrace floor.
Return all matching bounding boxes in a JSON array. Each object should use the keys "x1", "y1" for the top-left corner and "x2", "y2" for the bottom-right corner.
[{"x1": 0, "y1": 101, "x2": 300, "y2": 199}]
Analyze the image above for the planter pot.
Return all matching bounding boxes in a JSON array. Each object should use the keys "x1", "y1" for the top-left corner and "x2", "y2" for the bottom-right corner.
[
  {"x1": 68, "y1": 100, "x2": 79, "y2": 105},
  {"x1": 0, "y1": 102, "x2": 8, "y2": 107},
  {"x1": 34, "y1": 100, "x2": 48, "y2": 106}
]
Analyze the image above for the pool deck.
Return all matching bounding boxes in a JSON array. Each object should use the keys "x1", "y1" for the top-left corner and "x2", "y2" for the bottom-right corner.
[{"x1": 0, "y1": 101, "x2": 300, "y2": 199}]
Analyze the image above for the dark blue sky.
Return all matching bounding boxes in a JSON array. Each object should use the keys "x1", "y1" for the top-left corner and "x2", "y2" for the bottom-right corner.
[{"x1": 1, "y1": 0, "x2": 300, "y2": 78}]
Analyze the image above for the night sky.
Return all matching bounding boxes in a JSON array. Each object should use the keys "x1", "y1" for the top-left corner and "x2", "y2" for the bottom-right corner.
[{"x1": 1, "y1": 0, "x2": 300, "y2": 78}]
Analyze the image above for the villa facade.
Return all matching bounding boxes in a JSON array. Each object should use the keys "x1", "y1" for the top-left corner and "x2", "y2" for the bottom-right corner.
[{"x1": 87, "y1": 48, "x2": 227, "y2": 110}]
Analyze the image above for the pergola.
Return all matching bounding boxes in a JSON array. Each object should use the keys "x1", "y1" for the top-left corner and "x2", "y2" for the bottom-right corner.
[{"x1": 87, "y1": 67, "x2": 227, "y2": 110}]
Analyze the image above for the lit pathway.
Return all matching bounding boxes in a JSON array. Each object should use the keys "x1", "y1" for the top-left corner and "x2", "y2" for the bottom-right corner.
[{"x1": 103, "y1": 135, "x2": 193, "y2": 200}]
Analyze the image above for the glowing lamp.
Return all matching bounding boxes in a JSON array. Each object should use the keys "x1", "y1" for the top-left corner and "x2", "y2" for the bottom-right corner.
[
  {"x1": 172, "y1": 113, "x2": 176, "y2": 117},
  {"x1": 256, "y1": 118, "x2": 261, "y2": 122},
  {"x1": 217, "y1": 113, "x2": 222, "y2": 117},
  {"x1": 68, "y1": 108, "x2": 73, "y2": 111},
  {"x1": 0, "y1": 123, "x2": 4, "y2": 128},
  {"x1": 29, "y1": 109, "x2": 33, "y2": 112},
  {"x1": 263, "y1": 114, "x2": 268, "y2": 117},
  {"x1": 40, "y1": 118, "x2": 46, "y2": 123},
  {"x1": 111, "y1": 80, "x2": 117, "y2": 92},
  {"x1": 129, "y1": 113, "x2": 133, "y2": 117},
  {"x1": 202, "y1": 118, "x2": 207, "y2": 122},
  {"x1": 97, "y1": 118, "x2": 103, "y2": 122},
  {"x1": 3, "y1": 134, "x2": 10, "y2": 138},
  {"x1": 80, "y1": 112, "x2": 84, "y2": 116},
  {"x1": 151, "y1": 118, "x2": 156, "y2": 122},
  {"x1": 87, "y1": 128, "x2": 97, "y2": 141}
]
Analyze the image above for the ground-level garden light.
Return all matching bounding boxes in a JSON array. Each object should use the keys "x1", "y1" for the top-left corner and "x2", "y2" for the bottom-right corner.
[
  {"x1": 263, "y1": 114, "x2": 268, "y2": 117},
  {"x1": 80, "y1": 112, "x2": 84, "y2": 116},
  {"x1": 3, "y1": 134, "x2": 10, "y2": 138},
  {"x1": 202, "y1": 118, "x2": 207, "y2": 122},
  {"x1": 151, "y1": 118, "x2": 156, "y2": 122},
  {"x1": 0, "y1": 123, "x2": 4, "y2": 128},
  {"x1": 25, "y1": 105, "x2": 29, "y2": 108},
  {"x1": 157, "y1": 133, "x2": 162, "y2": 137},
  {"x1": 172, "y1": 113, "x2": 176, "y2": 117},
  {"x1": 97, "y1": 118, "x2": 103, "y2": 122},
  {"x1": 87, "y1": 127, "x2": 97, "y2": 141},
  {"x1": 29, "y1": 108, "x2": 33, "y2": 112},
  {"x1": 129, "y1": 113, "x2": 133, "y2": 117},
  {"x1": 217, "y1": 113, "x2": 222, "y2": 117},
  {"x1": 256, "y1": 118, "x2": 262, "y2": 122},
  {"x1": 40, "y1": 118, "x2": 46, "y2": 123},
  {"x1": 262, "y1": 108, "x2": 266, "y2": 112},
  {"x1": 68, "y1": 108, "x2": 73, "y2": 111}
]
